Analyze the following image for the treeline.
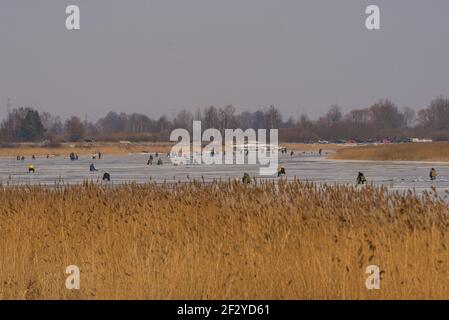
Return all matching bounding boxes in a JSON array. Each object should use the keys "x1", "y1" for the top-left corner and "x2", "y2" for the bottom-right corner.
[{"x1": 1, "y1": 97, "x2": 449, "y2": 143}]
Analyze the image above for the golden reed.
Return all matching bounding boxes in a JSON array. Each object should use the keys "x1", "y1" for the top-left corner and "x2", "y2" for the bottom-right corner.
[
  {"x1": 332, "y1": 142, "x2": 449, "y2": 161},
  {"x1": 0, "y1": 179, "x2": 448, "y2": 299}
]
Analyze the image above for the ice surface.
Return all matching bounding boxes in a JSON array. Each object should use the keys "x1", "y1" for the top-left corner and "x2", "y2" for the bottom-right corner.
[{"x1": 1, "y1": 153, "x2": 448, "y2": 197}]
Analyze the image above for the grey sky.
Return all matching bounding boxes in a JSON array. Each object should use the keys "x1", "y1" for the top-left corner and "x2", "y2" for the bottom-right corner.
[{"x1": 0, "y1": 0, "x2": 448, "y2": 121}]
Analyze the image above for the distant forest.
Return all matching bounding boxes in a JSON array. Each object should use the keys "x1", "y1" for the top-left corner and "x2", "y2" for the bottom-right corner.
[{"x1": 1, "y1": 97, "x2": 449, "y2": 144}]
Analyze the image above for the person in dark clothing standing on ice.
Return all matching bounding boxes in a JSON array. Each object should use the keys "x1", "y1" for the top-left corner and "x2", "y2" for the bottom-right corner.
[{"x1": 357, "y1": 172, "x2": 367, "y2": 185}]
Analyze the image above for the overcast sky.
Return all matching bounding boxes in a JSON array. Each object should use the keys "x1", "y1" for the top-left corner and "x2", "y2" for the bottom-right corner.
[{"x1": 0, "y1": 0, "x2": 448, "y2": 121}]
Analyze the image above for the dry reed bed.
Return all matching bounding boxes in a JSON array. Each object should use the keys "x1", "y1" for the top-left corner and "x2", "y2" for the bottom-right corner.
[
  {"x1": 0, "y1": 142, "x2": 339, "y2": 157},
  {"x1": 0, "y1": 180, "x2": 449, "y2": 299},
  {"x1": 332, "y1": 142, "x2": 449, "y2": 161},
  {"x1": 0, "y1": 143, "x2": 173, "y2": 157}
]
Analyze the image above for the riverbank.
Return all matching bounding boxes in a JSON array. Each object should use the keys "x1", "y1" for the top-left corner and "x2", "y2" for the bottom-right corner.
[
  {"x1": 0, "y1": 142, "x2": 174, "y2": 157},
  {"x1": 331, "y1": 142, "x2": 449, "y2": 162},
  {"x1": 0, "y1": 142, "x2": 343, "y2": 157}
]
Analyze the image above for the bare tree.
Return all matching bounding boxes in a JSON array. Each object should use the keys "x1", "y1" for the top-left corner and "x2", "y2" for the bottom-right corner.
[
  {"x1": 418, "y1": 97, "x2": 449, "y2": 130},
  {"x1": 326, "y1": 105, "x2": 343, "y2": 126},
  {"x1": 203, "y1": 106, "x2": 219, "y2": 129},
  {"x1": 264, "y1": 105, "x2": 282, "y2": 129},
  {"x1": 402, "y1": 107, "x2": 416, "y2": 128},
  {"x1": 174, "y1": 109, "x2": 193, "y2": 132},
  {"x1": 64, "y1": 116, "x2": 85, "y2": 142}
]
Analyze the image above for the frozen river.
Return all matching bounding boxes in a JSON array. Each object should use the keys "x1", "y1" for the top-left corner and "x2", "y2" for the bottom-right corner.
[{"x1": 1, "y1": 153, "x2": 449, "y2": 195}]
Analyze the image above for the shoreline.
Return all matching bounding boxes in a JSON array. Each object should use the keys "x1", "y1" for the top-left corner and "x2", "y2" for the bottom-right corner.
[
  {"x1": 0, "y1": 142, "x2": 343, "y2": 157},
  {"x1": 325, "y1": 158, "x2": 449, "y2": 165},
  {"x1": 2, "y1": 141, "x2": 449, "y2": 163},
  {"x1": 0, "y1": 142, "x2": 174, "y2": 157},
  {"x1": 330, "y1": 142, "x2": 449, "y2": 162}
]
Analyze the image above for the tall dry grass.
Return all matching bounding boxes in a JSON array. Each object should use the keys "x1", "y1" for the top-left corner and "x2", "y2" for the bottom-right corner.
[
  {"x1": 0, "y1": 142, "x2": 173, "y2": 157},
  {"x1": 332, "y1": 142, "x2": 449, "y2": 161},
  {"x1": 0, "y1": 142, "x2": 340, "y2": 157},
  {"x1": 0, "y1": 180, "x2": 449, "y2": 300}
]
